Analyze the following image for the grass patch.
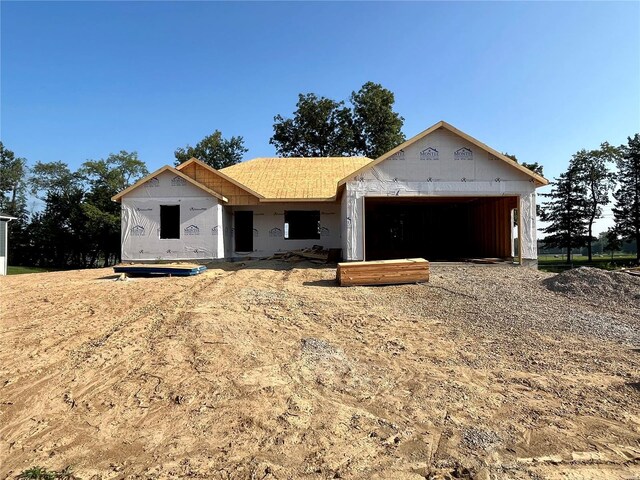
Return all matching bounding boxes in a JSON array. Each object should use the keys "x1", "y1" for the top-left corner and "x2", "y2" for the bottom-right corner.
[
  {"x1": 538, "y1": 254, "x2": 637, "y2": 273},
  {"x1": 7, "y1": 266, "x2": 58, "y2": 275},
  {"x1": 17, "y1": 466, "x2": 80, "y2": 480}
]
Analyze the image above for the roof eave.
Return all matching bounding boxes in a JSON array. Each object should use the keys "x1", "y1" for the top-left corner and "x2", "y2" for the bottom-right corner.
[{"x1": 258, "y1": 196, "x2": 338, "y2": 203}]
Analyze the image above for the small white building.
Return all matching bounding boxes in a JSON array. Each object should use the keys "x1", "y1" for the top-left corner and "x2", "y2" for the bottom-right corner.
[
  {"x1": 112, "y1": 121, "x2": 548, "y2": 266},
  {"x1": 0, "y1": 213, "x2": 17, "y2": 275}
]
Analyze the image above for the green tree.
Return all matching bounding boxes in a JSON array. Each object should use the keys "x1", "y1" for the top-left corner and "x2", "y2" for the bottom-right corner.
[
  {"x1": 612, "y1": 133, "x2": 640, "y2": 262},
  {"x1": 0, "y1": 142, "x2": 28, "y2": 215},
  {"x1": 28, "y1": 161, "x2": 87, "y2": 267},
  {"x1": 351, "y1": 82, "x2": 405, "y2": 158},
  {"x1": 502, "y1": 152, "x2": 544, "y2": 176},
  {"x1": 571, "y1": 143, "x2": 620, "y2": 261},
  {"x1": 271, "y1": 82, "x2": 405, "y2": 158},
  {"x1": 522, "y1": 162, "x2": 544, "y2": 176},
  {"x1": 539, "y1": 164, "x2": 589, "y2": 264},
  {"x1": 270, "y1": 93, "x2": 357, "y2": 157},
  {"x1": 0, "y1": 142, "x2": 30, "y2": 266},
  {"x1": 174, "y1": 130, "x2": 247, "y2": 169},
  {"x1": 26, "y1": 190, "x2": 87, "y2": 268},
  {"x1": 80, "y1": 151, "x2": 148, "y2": 265},
  {"x1": 13, "y1": 153, "x2": 146, "y2": 268},
  {"x1": 30, "y1": 161, "x2": 79, "y2": 198},
  {"x1": 603, "y1": 228, "x2": 622, "y2": 260}
]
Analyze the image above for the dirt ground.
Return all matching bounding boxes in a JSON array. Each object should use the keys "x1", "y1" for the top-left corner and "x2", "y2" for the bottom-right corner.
[{"x1": 1, "y1": 262, "x2": 639, "y2": 479}]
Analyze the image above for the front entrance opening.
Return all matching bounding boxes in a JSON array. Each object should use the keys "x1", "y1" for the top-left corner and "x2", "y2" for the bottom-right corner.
[
  {"x1": 364, "y1": 196, "x2": 518, "y2": 261},
  {"x1": 234, "y1": 211, "x2": 253, "y2": 252}
]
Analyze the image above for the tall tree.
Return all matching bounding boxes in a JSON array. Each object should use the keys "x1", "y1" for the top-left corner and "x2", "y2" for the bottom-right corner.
[
  {"x1": 29, "y1": 161, "x2": 87, "y2": 267},
  {"x1": 0, "y1": 142, "x2": 28, "y2": 215},
  {"x1": 603, "y1": 228, "x2": 622, "y2": 260},
  {"x1": 0, "y1": 142, "x2": 30, "y2": 266},
  {"x1": 539, "y1": 164, "x2": 590, "y2": 263},
  {"x1": 30, "y1": 161, "x2": 79, "y2": 198},
  {"x1": 270, "y1": 93, "x2": 356, "y2": 157},
  {"x1": 350, "y1": 82, "x2": 405, "y2": 158},
  {"x1": 571, "y1": 143, "x2": 620, "y2": 261},
  {"x1": 271, "y1": 82, "x2": 405, "y2": 158},
  {"x1": 174, "y1": 130, "x2": 247, "y2": 169},
  {"x1": 80, "y1": 151, "x2": 148, "y2": 265},
  {"x1": 18, "y1": 154, "x2": 147, "y2": 268},
  {"x1": 612, "y1": 133, "x2": 640, "y2": 262},
  {"x1": 30, "y1": 189, "x2": 88, "y2": 267}
]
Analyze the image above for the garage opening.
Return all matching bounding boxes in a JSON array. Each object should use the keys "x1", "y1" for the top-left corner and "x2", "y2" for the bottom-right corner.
[{"x1": 364, "y1": 196, "x2": 518, "y2": 261}]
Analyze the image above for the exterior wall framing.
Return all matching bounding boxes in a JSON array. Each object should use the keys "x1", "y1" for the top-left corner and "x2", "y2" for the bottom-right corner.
[
  {"x1": 120, "y1": 171, "x2": 224, "y2": 261},
  {"x1": 114, "y1": 122, "x2": 545, "y2": 265},
  {"x1": 339, "y1": 125, "x2": 540, "y2": 264},
  {"x1": 342, "y1": 181, "x2": 538, "y2": 264},
  {"x1": 228, "y1": 203, "x2": 342, "y2": 257}
]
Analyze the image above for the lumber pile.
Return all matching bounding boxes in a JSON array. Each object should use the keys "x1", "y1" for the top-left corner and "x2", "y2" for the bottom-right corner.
[
  {"x1": 336, "y1": 258, "x2": 429, "y2": 286},
  {"x1": 622, "y1": 267, "x2": 640, "y2": 277},
  {"x1": 267, "y1": 246, "x2": 340, "y2": 264}
]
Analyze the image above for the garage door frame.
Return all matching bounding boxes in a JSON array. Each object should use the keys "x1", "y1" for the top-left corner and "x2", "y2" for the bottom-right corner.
[{"x1": 361, "y1": 195, "x2": 521, "y2": 262}]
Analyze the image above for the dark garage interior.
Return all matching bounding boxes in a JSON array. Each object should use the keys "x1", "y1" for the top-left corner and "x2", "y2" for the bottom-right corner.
[{"x1": 364, "y1": 196, "x2": 518, "y2": 261}]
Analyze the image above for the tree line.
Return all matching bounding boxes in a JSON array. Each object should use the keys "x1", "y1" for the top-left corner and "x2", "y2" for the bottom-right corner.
[
  {"x1": 540, "y1": 135, "x2": 640, "y2": 263},
  {"x1": 539, "y1": 233, "x2": 636, "y2": 258},
  {"x1": 2, "y1": 79, "x2": 638, "y2": 268},
  {"x1": 172, "y1": 81, "x2": 406, "y2": 169},
  {"x1": 1, "y1": 82, "x2": 406, "y2": 268},
  {"x1": 0, "y1": 148, "x2": 148, "y2": 268}
]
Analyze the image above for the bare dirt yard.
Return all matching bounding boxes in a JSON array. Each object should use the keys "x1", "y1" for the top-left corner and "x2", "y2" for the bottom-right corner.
[{"x1": 1, "y1": 262, "x2": 639, "y2": 479}]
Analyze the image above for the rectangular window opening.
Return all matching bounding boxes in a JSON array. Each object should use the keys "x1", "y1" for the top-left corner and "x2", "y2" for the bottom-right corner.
[
  {"x1": 284, "y1": 210, "x2": 320, "y2": 240},
  {"x1": 160, "y1": 205, "x2": 180, "y2": 239}
]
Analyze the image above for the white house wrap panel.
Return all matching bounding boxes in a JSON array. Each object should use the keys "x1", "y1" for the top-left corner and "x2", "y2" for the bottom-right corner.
[
  {"x1": 113, "y1": 121, "x2": 546, "y2": 265},
  {"x1": 230, "y1": 203, "x2": 342, "y2": 257},
  {"x1": 120, "y1": 171, "x2": 222, "y2": 261},
  {"x1": 340, "y1": 126, "x2": 539, "y2": 264}
]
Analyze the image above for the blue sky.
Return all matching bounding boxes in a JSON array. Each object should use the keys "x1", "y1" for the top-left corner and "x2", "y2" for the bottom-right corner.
[{"x1": 2, "y1": 1, "x2": 639, "y2": 233}]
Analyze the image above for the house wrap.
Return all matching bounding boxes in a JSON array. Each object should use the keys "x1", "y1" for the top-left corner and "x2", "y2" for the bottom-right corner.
[{"x1": 112, "y1": 121, "x2": 548, "y2": 266}]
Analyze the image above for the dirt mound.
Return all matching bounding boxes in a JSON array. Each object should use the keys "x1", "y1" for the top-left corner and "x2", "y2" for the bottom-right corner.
[{"x1": 543, "y1": 266, "x2": 640, "y2": 304}]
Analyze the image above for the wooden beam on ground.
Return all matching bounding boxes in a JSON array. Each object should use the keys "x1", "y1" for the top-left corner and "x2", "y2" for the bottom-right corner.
[{"x1": 337, "y1": 258, "x2": 429, "y2": 286}]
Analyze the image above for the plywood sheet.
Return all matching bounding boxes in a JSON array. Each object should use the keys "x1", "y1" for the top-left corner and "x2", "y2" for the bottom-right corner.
[
  {"x1": 220, "y1": 157, "x2": 372, "y2": 200},
  {"x1": 181, "y1": 162, "x2": 261, "y2": 205}
]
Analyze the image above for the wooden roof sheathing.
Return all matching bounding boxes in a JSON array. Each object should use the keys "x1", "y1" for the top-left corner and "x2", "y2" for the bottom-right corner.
[
  {"x1": 111, "y1": 165, "x2": 228, "y2": 202},
  {"x1": 220, "y1": 157, "x2": 373, "y2": 201},
  {"x1": 177, "y1": 158, "x2": 263, "y2": 205}
]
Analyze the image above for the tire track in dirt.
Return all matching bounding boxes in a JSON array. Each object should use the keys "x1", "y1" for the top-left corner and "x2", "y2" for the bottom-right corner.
[
  {"x1": 2, "y1": 263, "x2": 639, "y2": 479},
  {"x1": 1, "y1": 268, "x2": 239, "y2": 476},
  {"x1": 73, "y1": 270, "x2": 232, "y2": 364},
  {"x1": 188, "y1": 264, "x2": 442, "y2": 476}
]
